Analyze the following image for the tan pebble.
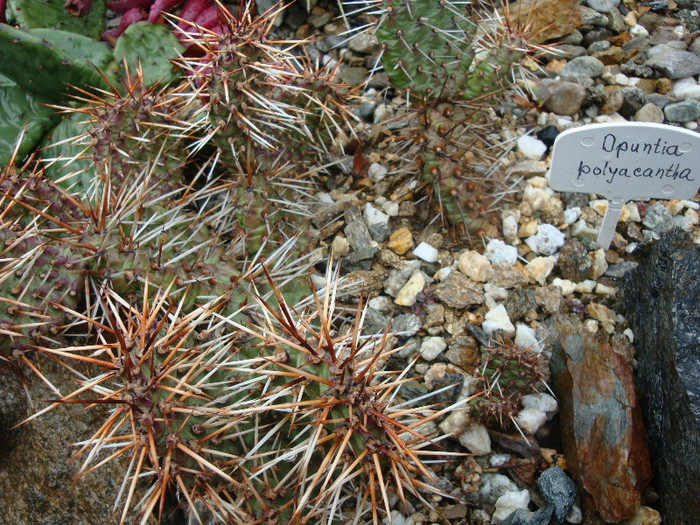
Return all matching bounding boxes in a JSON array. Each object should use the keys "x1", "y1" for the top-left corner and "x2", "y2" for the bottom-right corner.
[
  {"x1": 665, "y1": 199, "x2": 684, "y2": 216},
  {"x1": 387, "y1": 227, "x2": 413, "y2": 255},
  {"x1": 518, "y1": 219, "x2": 538, "y2": 238},
  {"x1": 458, "y1": 250, "x2": 494, "y2": 282},
  {"x1": 584, "y1": 319, "x2": 600, "y2": 333},
  {"x1": 625, "y1": 202, "x2": 641, "y2": 222},
  {"x1": 595, "y1": 283, "x2": 618, "y2": 295},
  {"x1": 590, "y1": 249, "x2": 608, "y2": 280},
  {"x1": 590, "y1": 199, "x2": 608, "y2": 216},
  {"x1": 529, "y1": 176, "x2": 548, "y2": 189},
  {"x1": 587, "y1": 302, "x2": 617, "y2": 324},
  {"x1": 394, "y1": 272, "x2": 425, "y2": 306},
  {"x1": 685, "y1": 208, "x2": 699, "y2": 224},
  {"x1": 656, "y1": 78, "x2": 673, "y2": 95},
  {"x1": 552, "y1": 277, "x2": 576, "y2": 295},
  {"x1": 525, "y1": 256, "x2": 555, "y2": 285},
  {"x1": 331, "y1": 235, "x2": 350, "y2": 257},
  {"x1": 544, "y1": 59, "x2": 567, "y2": 74},
  {"x1": 618, "y1": 205, "x2": 631, "y2": 222},
  {"x1": 623, "y1": 11, "x2": 637, "y2": 27}
]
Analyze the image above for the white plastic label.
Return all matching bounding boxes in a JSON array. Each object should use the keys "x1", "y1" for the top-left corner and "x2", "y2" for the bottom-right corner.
[{"x1": 548, "y1": 122, "x2": 700, "y2": 249}]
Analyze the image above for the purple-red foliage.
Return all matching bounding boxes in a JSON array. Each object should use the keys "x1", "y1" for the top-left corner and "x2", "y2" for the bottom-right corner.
[
  {"x1": 102, "y1": 7, "x2": 147, "y2": 40},
  {"x1": 65, "y1": 0, "x2": 94, "y2": 16}
]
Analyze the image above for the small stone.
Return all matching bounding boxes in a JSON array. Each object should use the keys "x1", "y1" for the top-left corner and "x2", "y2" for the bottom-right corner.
[
  {"x1": 620, "y1": 506, "x2": 661, "y2": 525},
  {"x1": 567, "y1": 505, "x2": 583, "y2": 524},
  {"x1": 483, "y1": 304, "x2": 516, "y2": 337},
  {"x1": 515, "y1": 323, "x2": 540, "y2": 351},
  {"x1": 458, "y1": 250, "x2": 494, "y2": 282},
  {"x1": 587, "y1": 302, "x2": 617, "y2": 324},
  {"x1": 634, "y1": 102, "x2": 665, "y2": 122},
  {"x1": 492, "y1": 490, "x2": 531, "y2": 524},
  {"x1": 391, "y1": 313, "x2": 422, "y2": 338},
  {"x1": 503, "y1": 215, "x2": 520, "y2": 245},
  {"x1": 373, "y1": 103, "x2": 394, "y2": 124},
  {"x1": 413, "y1": 242, "x2": 438, "y2": 263},
  {"x1": 584, "y1": 0, "x2": 620, "y2": 13},
  {"x1": 672, "y1": 77, "x2": 700, "y2": 100},
  {"x1": 331, "y1": 235, "x2": 349, "y2": 256},
  {"x1": 522, "y1": 393, "x2": 558, "y2": 420},
  {"x1": 395, "y1": 272, "x2": 426, "y2": 307},
  {"x1": 556, "y1": 239, "x2": 594, "y2": 281},
  {"x1": 535, "y1": 284, "x2": 564, "y2": 314},
  {"x1": 552, "y1": 278, "x2": 576, "y2": 295},
  {"x1": 434, "y1": 272, "x2": 485, "y2": 308},
  {"x1": 629, "y1": 24, "x2": 649, "y2": 37},
  {"x1": 563, "y1": 207, "x2": 582, "y2": 224},
  {"x1": 420, "y1": 336, "x2": 447, "y2": 361},
  {"x1": 642, "y1": 202, "x2": 675, "y2": 234},
  {"x1": 485, "y1": 239, "x2": 519, "y2": 267},
  {"x1": 458, "y1": 422, "x2": 492, "y2": 456},
  {"x1": 368, "y1": 162, "x2": 388, "y2": 182},
  {"x1": 344, "y1": 220, "x2": 373, "y2": 252},
  {"x1": 664, "y1": 99, "x2": 700, "y2": 122},
  {"x1": 646, "y1": 46, "x2": 700, "y2": 79},
  {"x1": 348, "y1": 32, "x2": 379, "y2": 53},
  {"x1": 518, "y1": 219, "x2": 539, "y2": 238},
  {"x1": 478, "y1": 473, "x2": 520, "y2": 506},
  {"x1": 560, "y1": 56, "x2": 606, "y2": 79},
  {"x1": 364, "y1": 203, "x2": 390, "y2": 242},
  {"x1": 515, "y1": 408, "x2": 548, "y2": 435},
  {"x1": 574, "y1": 279, "x2": 597, "y2": 293},
  {"x1": 590, "y1": 249, "x2": 608, "y2": 279},
  {"x1": 517, "y1": 134, "x2": 548, "y2": 160},
  {"x1": 537, "y1": 466, "x2": 577, "y2": 522},
  {"x1": 388, "y1": 228, "x2": 414, "y2": 255},
  {"x1": 542, "y1": 80, "x2": 588, "y2": 115},
  {"x1": 525, "y1": 224, "x2": 566, "y2": 256},
  {"x1": 526, "y1": 256, "x2": 556, "y2": 285}
]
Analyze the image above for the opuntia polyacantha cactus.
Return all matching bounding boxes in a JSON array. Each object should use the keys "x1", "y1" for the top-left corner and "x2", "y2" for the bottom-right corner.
[{"x1": 373, "y1": 0, "x2": 530, "y2": 239}]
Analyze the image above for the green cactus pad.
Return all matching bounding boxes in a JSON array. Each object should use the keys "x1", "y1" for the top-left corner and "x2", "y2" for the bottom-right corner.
[
  {"x1": 376, "y1": 0, "x2": 477, "y2": 99},
  {"x1": 0, "y1": 81, "x2": 57, "y2": 165},
  {"x1": 29, "y1": 27, "x2": 113, "y2": 71},
  {"x1": 39, "y1": 110, "x2": 93, "y2": 191},
  {"x1": 6, "y1": 0, "x2": 106, "y2": 39},
  {"x1": 0, "y1": 24, "x2": 110, "y2": 101},
  {"x1": 112, "y1": 22, "x2": 184, "y2": 88}
]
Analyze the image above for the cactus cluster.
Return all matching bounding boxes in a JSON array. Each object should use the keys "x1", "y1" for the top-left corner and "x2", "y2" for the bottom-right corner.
[
  {"x1": 1, "y1": 1, "x2": 539, "y2": 522},
  {"x1": 373, "y1": 0, "x2": 530, "y2": 239}
]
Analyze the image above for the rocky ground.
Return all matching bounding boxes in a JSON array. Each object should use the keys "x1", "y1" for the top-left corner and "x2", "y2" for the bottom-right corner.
[{"x1": 1, "y1": 0, "x2": 699, "y2": 524}]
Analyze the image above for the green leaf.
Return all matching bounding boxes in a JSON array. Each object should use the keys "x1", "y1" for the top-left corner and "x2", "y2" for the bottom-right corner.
[{"x1": 6, "y1": 0, "x2": 106, "y2": 39}]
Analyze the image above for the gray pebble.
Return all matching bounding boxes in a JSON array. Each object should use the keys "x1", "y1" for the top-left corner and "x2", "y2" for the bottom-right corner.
[
  {"x1": 537, "y1": 466, "x2": 576, "y2": 522},
  {"x1": 584, "y1": 0, "x2": 620, "y2": 13},
  {"x1": 646, "y1": 46, "x2": 700, "y2": 79},
  {"x1": 344, "y1": 221, "x2": 373, "y2": 252},
  {"x1": 560, "y1": 56, "x2": 606, "y2": 79},
  {"x1": 645, "y1": 93, "x2": 674, "y2": 109},
  {"x1": 501, "y1": 507, "x2": 554, "y2": 525},
  {"x1": 588, "y1": 40, "x2": 611, "y2": 53},
  {"x1": 664, "y1": 99, "x2": 700, "y2": 122},
  {"x1": 642, "y1": 203, "x2": 675, "y2": 234},
  {"x1": 579, "y1": 5, "x2": 610, "y2": 26},
  {"x1": 543, "y1": 82, "x2": 587, "y2": 116},
  {"x1": 391, "y1": 313, "x2": 422, "y2": 338}
]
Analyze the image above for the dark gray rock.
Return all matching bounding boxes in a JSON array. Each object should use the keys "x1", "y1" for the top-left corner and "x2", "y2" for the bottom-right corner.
[
  {"x1": 537, "y1": 466, "x2": 576, "y2": 522},
  {"x1": 622, "y1": 228, "x2": 700, "y2": 525},
  {"x1": 664, "y1": 99, "x2": 700, "y2": 122},
  {"x1": 560, "y1": 56, "x2": 606, "y2": 79},
  {"x1": 501, "y1": 506, "x2": 554, "y2": 525}
]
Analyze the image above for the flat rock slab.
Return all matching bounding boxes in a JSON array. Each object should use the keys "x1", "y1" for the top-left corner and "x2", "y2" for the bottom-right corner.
[
  {"x1": 548, "y1": 314, "x2": 652, "y2": 523},
  {"x1": 622, "y1": 228, "x2": 700, "y2": 525}
]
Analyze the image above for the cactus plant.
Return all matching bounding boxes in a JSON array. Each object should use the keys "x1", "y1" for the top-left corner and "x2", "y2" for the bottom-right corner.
[
  {"x1": 470, "y1": 340, "x2": 544, "y2": 430},
  {"x1": 6, "y1": 0, "x2": 106, "y2": 39},
  {"x1": 372, "y1": 0, "x2": 530, "y2": 238},
  {"x1": 37, "y1": 262, "x2": 456, "y2": 524}
]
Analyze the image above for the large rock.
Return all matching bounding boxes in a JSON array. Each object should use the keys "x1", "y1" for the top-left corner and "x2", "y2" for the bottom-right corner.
[
  {"x1": 622, "y1": 228, "x2": 700, "y2": 525},
  {"x1": 507, "y1": 0, "x2": 582, "y2": 43},
  {"x1": 544, "y1": 314, "x2": 652, "y2": 523},
  {"x1": 0, "y1": 360, "x2": 179, "y2": 524}
]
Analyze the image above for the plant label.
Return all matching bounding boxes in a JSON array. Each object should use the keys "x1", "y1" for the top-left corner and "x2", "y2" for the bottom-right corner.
[{"x1": 548, "y1": 122, "x2": 700, "y2": 250}]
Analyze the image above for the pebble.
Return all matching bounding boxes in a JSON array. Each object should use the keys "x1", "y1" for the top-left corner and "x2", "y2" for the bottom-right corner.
[
  {"x1": 368, "y1": 162, "x2": 388, "y2": 182},
  {"x1": 503, "y1": 215, "x2": 520, "y2": 245},
  {"x1": 364, "y1": 202, "x2": 390, "y2": 242},
  {"x1": 646, "y1": 47, "x2": 700, "y2": 79},
  {"x1": 517, "y1": 135, "x2": 548, "y2": 160},
  {"x1": 521, "y1": 393, "x2": 558, "y2": 420},
  {"x1": 563, "y1": 207, "x2": 582, "y2": 224},
  {"x1": 663, "y1": 97, "x2": 700, "y2": 122},
  {"x1": 420, "y1": 336, "x2": 447, "y2": 361},
  {"x1": 458, "y1": 250, "x2": 494, "y2": 282},
  {"x1": 642, "y1": 202, "x2": 675, "y2": 233},
  {"x1": 388, "y1": 227, "x2": 413, "y2": 255},
  {"x1": 542, "y1": 81, "x2": 588, "y2": 117},
  {"x1": 515, "y1": 408, "x2": 548, "y2": 435},
  {"x1": 552, "y1": 277, "x2": 576, "y2": 295},
  {"x1": 537, "y1": 466, "x2": 577, "y2": 522},
  {"x1": 482, "y1": 304, "x2": 516, "y2": 337},
  {"x1": 587, "y1": 302, "x2": 618, "y2": 324},
  {"x1": 331, "y1": 235, "x2": 349, "y2": 256},
  {"x1": 434, "y1": 271, "x2": 485, "y2": 308},
  {"x1": 566, "y1": 505, "x2": 583, "y2": 524},
  {"x1": 525, "y1": 256, "x2": 556, "y2": 285},
  {"x1": 634, "y1": 103, "x2": 665, "y2": 122},
  {"x1": 560, "y1": 56, "x2": 606, "y2": 79},
  {"x1": 492, "y1": 490, "x2": 531, "y2": 524},
  {"x1": 348, "y1": 32, "x2": 379, "y2": 54},
  {"x1": 485, "y1": 239, "x2": 519, "y2": 267},
  {"x1": 394, "y1": 272, "x2": 426, "y2": 306},
  {"x1": 412, "y1": 242, "x2": 438, "y2": 263},
  {"x1": 525, "y1": 224, "x2": 566, "y2": 256},
  {"x1": 515, "y1": 323, "x2": 540, "y2": 351},
  {"x1": 584, "y1": 0, "x2": 620, "y2": 13},
  {"x1": 672, "y1": 77, "x2": 700, "y2": 100}
]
